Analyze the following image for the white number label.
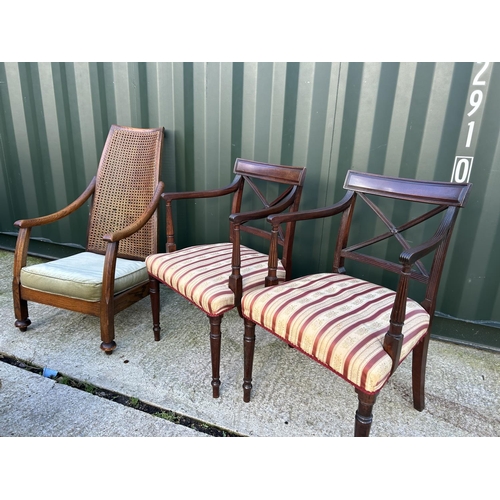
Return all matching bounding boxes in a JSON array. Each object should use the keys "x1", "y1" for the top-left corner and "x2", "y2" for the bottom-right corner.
[
  {"x1": 472, "y1": 62, "x2": 490, "y2": 86},
  {"x1": 467, "y1": 89, "x2": 483, "y2": 116},
  {"x1": 451, "y1": 62, "x2": 490, "y2": 182},
  {"x1": 452, "y1": 156, "x2": 473, "y2": 183}
]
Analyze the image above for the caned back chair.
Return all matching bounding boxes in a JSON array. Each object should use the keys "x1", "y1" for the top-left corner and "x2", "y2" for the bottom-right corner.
[
  {"x1": 240, "y1": 170, "x2": 471, "y2": 436},
  {"x1": 13, "y1": 125, "x2": 164, "y2": 353},
  {"x1": 146, "y1": 158, "x2": 306, "y2": 397}
]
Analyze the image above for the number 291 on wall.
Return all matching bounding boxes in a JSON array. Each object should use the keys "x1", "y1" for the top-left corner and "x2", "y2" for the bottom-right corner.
[{"x1": 451, "y1": 62, "x2": 490, "y2": 184}]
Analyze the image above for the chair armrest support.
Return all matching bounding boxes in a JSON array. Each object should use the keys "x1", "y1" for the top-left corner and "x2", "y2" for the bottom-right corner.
[
  {"x1": 14, "y1": 177, "x2": 96, "y2": 229},
  {"x1": 383, "y1": 211, "x2": 457, "y2": 374},
  {"x1": 102, "y1": 182, "x2": 165, "y2": 243}
]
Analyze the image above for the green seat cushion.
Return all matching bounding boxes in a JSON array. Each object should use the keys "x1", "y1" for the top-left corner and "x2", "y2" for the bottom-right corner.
[{"x1": 20, "y1": 252, "x2": 148, "y2": 301}]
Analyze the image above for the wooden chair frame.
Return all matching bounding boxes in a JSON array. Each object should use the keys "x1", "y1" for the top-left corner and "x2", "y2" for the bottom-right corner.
[{"x1": 12, "y1": 125, "x2": 164, "y2": 353}]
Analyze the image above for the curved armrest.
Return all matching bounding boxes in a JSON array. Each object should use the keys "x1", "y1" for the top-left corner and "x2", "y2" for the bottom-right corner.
[
  {"x1": 162, "y1": 176, "x2": 241, "y2": 202},
  {"x1": 103, "y1": 182, "x2": 165, "y2": 243},
  {"x1": 14, "y1": 177, "x2": 96, "y2": 228},
  {"x1": 266, "y1": 191, "x2": 355, "y2": 227},
  {"x1": 229, "y1": 187, "x2": 299, "y2": 224},
  {"x1": 399, "y1": 207, "x2": 457, "y2": 265}
]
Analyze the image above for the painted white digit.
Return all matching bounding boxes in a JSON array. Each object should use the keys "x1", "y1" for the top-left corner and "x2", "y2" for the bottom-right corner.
[
  {"x1": 466, "y1": 121, "x2": 475, "y2": 148},
  {"x1": 473, "y1": 62, "x2": 490, "y2": 86},
  {"x1": 454, "y1": 158, "x2": 470, "y2": 183},
  {"x1": 467, "y1": 89, "x2": 483, "y2": 116}
]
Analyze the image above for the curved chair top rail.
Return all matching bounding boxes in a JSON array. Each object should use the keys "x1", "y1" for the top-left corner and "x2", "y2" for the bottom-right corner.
[
  {"x1": 344, "y1": 170, "x2": 471, "y2": 207},
  {"x1": 234, "y1": 158, "x2": 307, "y2": 186}
]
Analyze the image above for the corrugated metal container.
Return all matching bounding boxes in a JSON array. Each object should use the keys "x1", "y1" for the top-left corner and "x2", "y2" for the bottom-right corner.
[{"x1": 1, "y1": 62, "x2": 499, "y2": 349}]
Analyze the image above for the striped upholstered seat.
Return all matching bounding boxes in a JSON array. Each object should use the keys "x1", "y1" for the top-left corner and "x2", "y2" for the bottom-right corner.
[
  {"x1": 146, "y1": 242, "x2": 286, "y2": 316},
  {"x1": 241, "y1": 273, "x2": 430, "y2": 394}
]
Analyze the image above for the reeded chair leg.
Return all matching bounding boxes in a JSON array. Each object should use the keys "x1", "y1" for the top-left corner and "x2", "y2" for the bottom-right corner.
[
  {"x1": 412, "y1": 334, "x2": 430, "y2": 411},
  {"x1": 354, "y1": 389, "x2": 378, "y2": 437},
  {"x1": 208, "y1": 314, "x2": 222, "y2": 398},
  {"x1": 149, "y1": 276, "x2": 161, "y2": 341},
  {"x1": 243, "y1": 318, "x2": 256, "y2": 402}
]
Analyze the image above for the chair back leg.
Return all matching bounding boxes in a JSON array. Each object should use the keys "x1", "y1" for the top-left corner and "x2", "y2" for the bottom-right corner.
[{"x1": 412, "y1": 333, "x2": 431, "y2": 411}]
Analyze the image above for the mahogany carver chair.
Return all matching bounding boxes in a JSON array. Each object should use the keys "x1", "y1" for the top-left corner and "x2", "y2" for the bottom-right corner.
[
  {"x1": 145, "y1": 158, "x2": 306, "y2": 397},
  {"x1": 240, "y1": 170, "x2": 472, "y2": 436},
  {"x1": 12, "y1": 125, "x2": 164, "y2": 354}
]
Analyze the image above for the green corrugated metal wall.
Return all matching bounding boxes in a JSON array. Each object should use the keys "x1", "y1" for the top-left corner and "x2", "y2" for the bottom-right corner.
[{"x1": 1, "y1": 62, "x2": 499, "y2": 348}]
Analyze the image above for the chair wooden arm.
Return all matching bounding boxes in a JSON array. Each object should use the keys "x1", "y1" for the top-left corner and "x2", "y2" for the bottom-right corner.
[
  {"x1": 383, "y1": 207, "x2": 459, "y2": 374},
  {"x1": 266, "y1": 191, "x2": 355, "y2": 227},
  {"x1": 99, "y1": 181, "x2": 164, "y2": 326},
  {"x1": 103, "y1": 182, "x2": 165, "y2": 243},
  {"x1": 12, "y1": 177, "x2": 97, "y2": 281},
  {"x1": 163, "y1": 176, "x2": 242, "y2": 252},
  {"x1": 228, "y1": 187, "x2": 304, "y2": 305},
  {"x1": 399, "y1": 207, "x2": 457, "y2": 266},
  {"x1": 228, "y1": 187, "x2": 298, "y2": 224},
  {"x1": 14, "y1": 177, "x2": 96, "y2": 229},
  {"x1": 162, "y1": 176, "x2": 242, "y2": 202},
  {"x1": 262, "y1": 192, "x2": 355, "y2": 286}
]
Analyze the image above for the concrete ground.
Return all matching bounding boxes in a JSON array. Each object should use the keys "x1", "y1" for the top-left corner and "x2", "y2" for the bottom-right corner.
[{"x1": 1, "y1": 250, "x2": 499, "y2": 438}]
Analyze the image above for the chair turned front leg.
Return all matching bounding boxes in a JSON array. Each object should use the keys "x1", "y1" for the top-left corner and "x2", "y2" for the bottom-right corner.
[
  {"x1": 149, "y1": 276, "x2": 161, "y2": 341},
  {"x1": 354, "y1": 389, "x2": 378, "y2": 437},
  {"x1": 243, "y1": 318, "x2": 256, "y2": 402},
  {"x1": 208, "y1": 315, "x2": 222, "y2": 398},
  {"x1": 412, "y1": 334, "x2": 430, "y2": 411}
]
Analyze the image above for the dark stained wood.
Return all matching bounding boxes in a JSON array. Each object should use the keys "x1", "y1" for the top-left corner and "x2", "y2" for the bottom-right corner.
[
  {"x1": 208, "y1": 315, "x2": 222, "y2": 398},
  {"x1": 355, "y1": 390, "x2": 377, "y2": 437},
  {"x1": 243, "y1": 169, "x2": 472, "y2": 436},
  {"x1": 12, "y1": 125, "x2": 164, "y2": 354},
  {"x1": 243, "y1": 318, "x2": 256, "y2": 403}
]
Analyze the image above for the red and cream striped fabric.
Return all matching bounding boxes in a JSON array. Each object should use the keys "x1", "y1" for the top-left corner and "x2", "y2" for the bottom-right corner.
[
  {"x1": 146, "y1": 243, "x2": 286, "y2": 316},
  {"x1": 241, "y1": 273, "x2": 430, "y2": 394}
]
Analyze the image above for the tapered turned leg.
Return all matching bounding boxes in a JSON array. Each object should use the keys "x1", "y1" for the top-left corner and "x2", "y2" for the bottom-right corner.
[
  {"x1": 243, "y1": 318, "x2": 256, "y2": 402},
  {"x1": 208, "y1": 314, "x2": 222, "y2": 398},
  {"x1": 412, "y1": 334, "x2": 430, "y2": 411},
  {"x1": 149, "y1": 276, "x2": 161, "y2": 341},
  {"x1": 354, "y1": 389, "x2": 378, "y2": 437}
]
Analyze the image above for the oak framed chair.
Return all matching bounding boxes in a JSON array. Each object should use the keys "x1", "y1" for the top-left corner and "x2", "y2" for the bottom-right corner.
[
  {"x1": 12, "y1": 125, "x2": 164, "y2": 354},
  {"x1": 240, "y1": 170, "x2": 472, "y2": 436},
  {"x1": 145, "y1": 158, "x2": 306, "y2": 397}
]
